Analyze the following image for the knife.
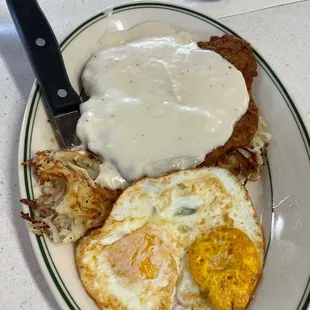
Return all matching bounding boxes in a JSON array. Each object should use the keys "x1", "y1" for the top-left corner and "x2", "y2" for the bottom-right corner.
[{"x1": 6, "y1": 0, "x2": 81, "y2": 147}]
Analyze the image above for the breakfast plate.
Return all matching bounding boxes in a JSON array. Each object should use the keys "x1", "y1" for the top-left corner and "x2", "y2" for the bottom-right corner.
[{"x1": 18, "y1": 2, "x2": 310, "y2": 309}]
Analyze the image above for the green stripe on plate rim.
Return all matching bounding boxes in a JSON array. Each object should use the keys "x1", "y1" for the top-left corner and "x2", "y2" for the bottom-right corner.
[
  {"x1": 23, "y1": 88, "x2": 81, "y2": 310},
  {"x1": 21, "y1": 2, "x2": 309, "y2": 309}
]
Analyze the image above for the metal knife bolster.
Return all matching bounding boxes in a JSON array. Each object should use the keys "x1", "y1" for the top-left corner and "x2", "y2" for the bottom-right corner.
[{"x1": 54, "y1": 111, "x2": 81, "y2": 147}]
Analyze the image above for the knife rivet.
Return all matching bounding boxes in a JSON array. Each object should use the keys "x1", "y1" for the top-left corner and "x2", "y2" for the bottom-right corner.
[
  {"x1": 57, "y1": 89, "x2": 68, "y2": 98},
  {"x1": 35, "y1": 38, "x2": 46, "y2": 47}
]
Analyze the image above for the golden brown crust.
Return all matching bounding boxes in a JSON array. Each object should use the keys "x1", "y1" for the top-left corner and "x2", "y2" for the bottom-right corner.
[
  {"x1": 198, "y1": 35, "x2": 259, "y2": 167},
  {"x1": 198, "y1": 34, "x2": 258, "y2": 90},
  {"x1": 21, "y1": 150, "x2": 121, "y2": 242}
]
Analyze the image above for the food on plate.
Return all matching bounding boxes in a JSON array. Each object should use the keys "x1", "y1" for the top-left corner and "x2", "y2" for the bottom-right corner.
[
  {"x1": 77, "y1": 29, "x2": 270, "y2": 189},
  {"x1": 77, "y1": 25, "x2": 267, "y2": 191},
  {"x1": 76, "y1": 167, "x2": 264, "y2": 310},
  {"x1": 21, "y1": 150, "x2": 121, "y2": 243},
  {"x1": 21, "y1": 24, "x2": 267, "y2": 309},
  {"x1": 199, "y1": 35, "x2": 258, "y2": 90},
  {"x1": 198, "y1": 35, "x2": 270, "y2": 180},
  {"x1": 188, "y1": 227, "x2": 261, "y2": 310},
  {"x1": 213, "y1": 116, "x2": 270, "y2": 181},
  {"x1": 21, "y1": 25, "x2": 270, "y2": 248}
]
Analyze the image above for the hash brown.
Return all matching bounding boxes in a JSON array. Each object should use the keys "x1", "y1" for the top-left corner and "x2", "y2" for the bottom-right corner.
[{"x1": 21, "y1": 150, "x2": 121, "y2": 243}]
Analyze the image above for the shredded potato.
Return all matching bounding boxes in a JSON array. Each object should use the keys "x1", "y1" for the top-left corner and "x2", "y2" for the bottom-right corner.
[
  {"x1": 21, "y1": 150, "x2": 121, "y2": 243},
  {"x1": 216, "y1": 116, "x2": 271, "y2": 182}
]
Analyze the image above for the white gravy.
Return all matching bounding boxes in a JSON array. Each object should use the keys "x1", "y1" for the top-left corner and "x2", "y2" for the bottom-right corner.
[{"x1": 76, "y1": 23, "x2": 249, "y2": 190}]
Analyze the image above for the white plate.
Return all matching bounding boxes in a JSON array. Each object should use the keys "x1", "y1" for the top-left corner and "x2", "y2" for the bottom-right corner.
[{"x1": 18, "y1": 2, "x2": 310, "y2": 309}]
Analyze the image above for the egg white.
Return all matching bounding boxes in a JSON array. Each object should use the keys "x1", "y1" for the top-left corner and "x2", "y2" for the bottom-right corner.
[{"x1": 76, "y1": 167, "x2": 264, "y2": 309}]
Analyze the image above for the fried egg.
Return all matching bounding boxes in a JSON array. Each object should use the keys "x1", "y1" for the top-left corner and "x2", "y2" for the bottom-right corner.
[{"x1": 76, "y1": 167, "x2": 264, "y2": 310}]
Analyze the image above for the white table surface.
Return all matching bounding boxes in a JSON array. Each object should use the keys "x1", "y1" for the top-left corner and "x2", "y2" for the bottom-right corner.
[{"x1": 1, "y1": 0, "x2": 310, "y2": 309}]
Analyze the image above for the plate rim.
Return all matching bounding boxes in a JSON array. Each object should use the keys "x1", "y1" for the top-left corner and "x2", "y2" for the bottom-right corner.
[{"x1": 18, "y1": 1, "x2": 310, "y2": 309}]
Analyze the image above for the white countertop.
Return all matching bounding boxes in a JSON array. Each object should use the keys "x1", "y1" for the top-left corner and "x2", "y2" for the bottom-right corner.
[{"x1": 1, "y1": 0, "x2": 310, "y2": 309}]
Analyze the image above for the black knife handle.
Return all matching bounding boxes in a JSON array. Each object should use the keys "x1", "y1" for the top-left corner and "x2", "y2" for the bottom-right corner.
[{"x1": 6, "y1": 0, "x2": 81, "y2": 115}]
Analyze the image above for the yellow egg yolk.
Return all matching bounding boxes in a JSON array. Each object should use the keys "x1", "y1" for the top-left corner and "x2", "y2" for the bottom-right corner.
[
  {"x1": 188, "y1": 226, "x2": 262, "y2": 310},
  {"x1": 106, "y1": 225, "x2": 165, "y2": 281}
]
